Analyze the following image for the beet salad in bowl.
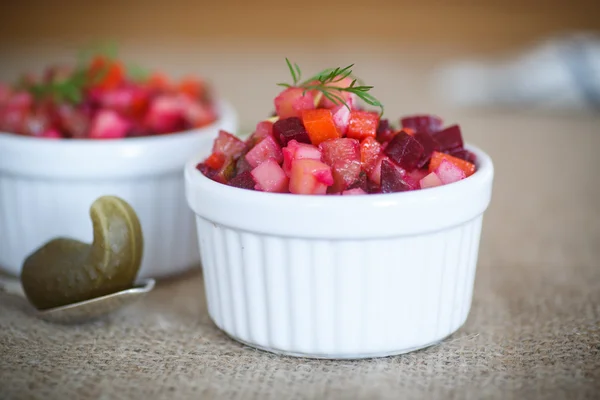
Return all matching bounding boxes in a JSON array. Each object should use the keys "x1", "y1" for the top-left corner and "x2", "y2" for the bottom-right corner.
[
  {"x1": 185, "y1": 59, "x2": 494, "y2": 358},
  {"x1": 0, "y1": 50, "x2": 238, "y2": 279}
]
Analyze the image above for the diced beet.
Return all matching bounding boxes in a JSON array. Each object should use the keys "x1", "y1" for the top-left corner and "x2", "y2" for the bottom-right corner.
[
  {"x1": 407, "y1": 168, "x2": 429, "y2": 184},
  {"x1": 360, "y1": 136, "x2": 383, "y2": 174},
  {"x1": 228, "y1": 171, "x2": 256, "y2": 190},
  {"x1": 273, "y1": 117, "x2": 310, "y2": 146},
  {"x1": 400, "y1": 115, "x2": 443, "y2": 133},
  {"x1": 383, "y1": 132, "x2": 424, "y2": 171},
  {"x1": 245, "y1": 136, "x2": 283, "y2": 168},
  {"x1": 212, "y1": 157, "x2": 236, "y2": 184},
  {"x1": 289, "y1": 159, "x2": 333, "y2": 195},
  {"x1": 212, "y1": 130, "x2": 246, "y2": 159},
  {"x1": 419, "y1": 172, "x2": 443, "y2": 189},
  {"x1": 198, "y1": 154, "x2": 236, "y2": 184},
  {"x1": 22, "y1": 109, "x2": 52, "y2": 136},
  {"x1": 251, "y1": 158, "x2": 289, "y2": 193},
  {"x1": 181, "y1": 97, "x2": 217, "y2": 128},
  {"x1": 282, "y1": 140, "x2": 322, "y2": 177},
  {"x1": 413, "y1": 131, "x2": 439, "y2": 168},
  {"x1": 144, "y1": 95, "x2": 185, "y2": 134},
  {"x1": 56, "y1": 105, "x2": 90, "y2": 138},
  {"x1": 432, "y1": 125, "x2": 464, "y2": 152},
  {"x1": 402, "y1": 173, "x2": 421, "y2": 191},
  {"x1": 449, "y1": 148, "x2": 477, "y2": 164},
  {"x1": 347, "y1": 171, "x2": 368, "y2": 191},
  {"x1": 376, "y1": 119, "x2": 396, "y2": 143},
  {"x1": 368, "y1": 155, "x2": 390, "y2": 186},
  {"x1": 346, "y1": 111, "x2": 378, "y2": 141},
  {"x1": 40, "y1": 129, "x2": 62, "y2": 139},
  {"x1": 196, "y1": 162, "x2": 219, "y2": 181},
  {"x1": 319, "y1": 138, "x2": 361, "y2": 193},
  {"x1": 331, "y1": 104, "x2": 351, "y2": 135},
  {"x1": 366, "y1": 180, "x2": 381, "y2": 194},
  {"x1": 235, "y1": 154, "x2": 253, "y2": 177},
  {"x1": 249, "y1": 121, "x2": 275, "y2": 145},
  {"x1": 274, "y1": 87, "x2": 315, "y2": 119},
  {"x1": 380, "y1": 159, "x2": 411, "y2": 193},
  {"x1": 435, "y1": 159, "x2": 466, "y2": 184},
  {"x1": 99, "y1": 88, "x2": 135, "y2": 112},
  {"x1": 342, "y1": 188, "x2": 367, "y2": 195},
  {"x1": 0, "y1": 83, "x2": 12, "y2": 106},
  {"x1": 204, "y1": 152, "x2": 227, "y2": 170},
  {"x1": 89, "y1": 110, "x2": 130, "y2": 139}
]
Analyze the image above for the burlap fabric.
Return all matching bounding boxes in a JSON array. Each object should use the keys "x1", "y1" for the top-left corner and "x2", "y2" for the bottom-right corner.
[{"x1": 1, "y1": 112, "x2": 599, "y2": 399}]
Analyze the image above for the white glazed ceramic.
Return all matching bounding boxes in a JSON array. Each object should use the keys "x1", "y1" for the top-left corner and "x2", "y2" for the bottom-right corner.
[
  {"x1": 0, "y1": 99, "x2": 237, "y2": 279},
  {"x1": 185, "y1": 143, "x2": 494, "y2": 359}
]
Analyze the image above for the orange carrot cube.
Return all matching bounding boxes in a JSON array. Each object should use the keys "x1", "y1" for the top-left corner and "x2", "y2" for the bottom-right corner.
[
  {"x1": 302, "y1": 109, "x2": 341, "y2": 146},
  {"x1": 428, "y1": 151, "x2": 476, "y2": 177},
  {"x1": 346, "y1": 111, "x2": 379, "y2": 141}
]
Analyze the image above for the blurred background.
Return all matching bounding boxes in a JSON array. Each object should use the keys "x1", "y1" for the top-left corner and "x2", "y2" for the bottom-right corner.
[{"x1": 1, "y1": 0, "x2": 599, "y2": 129}]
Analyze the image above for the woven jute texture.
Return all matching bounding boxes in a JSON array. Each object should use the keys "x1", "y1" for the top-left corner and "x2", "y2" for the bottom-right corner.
[{"x1": 1, "y1": 112, "x2": 599, "y2": 400}]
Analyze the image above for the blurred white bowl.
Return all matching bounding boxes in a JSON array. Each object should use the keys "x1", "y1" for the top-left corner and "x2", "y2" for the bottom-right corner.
[
  {"x1": 0, "y1": 99, "x2": 237, "y2": 279},
  {"x1": 185, "y1": 143, "x2": 494, "y2": 359}
]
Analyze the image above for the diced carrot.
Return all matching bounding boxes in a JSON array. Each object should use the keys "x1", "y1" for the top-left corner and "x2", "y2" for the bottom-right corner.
[
  {"x1": 360, "y1": 136, "x2": 382, "y2": 173},
  {"x1": 346, "y1": 111, "x2": 378, "y2": 141},
  {"x1": 178, "y1": 77, "x2": 205, "y2": 99},
  {"x1": 301, "y1": 109, "x2": 341, "y2": 146},
  {"x1": 147, "y1": 72, "x2": 171, "y2": 91},
  {"x1": 88, "y1": 56, "x2": 124, "y2": 90},
  {"x1": 428, "y1": 151, "x2": 476, "y2": 176},
  {"x1": 402, "y1": 127, "x2": 415, "y2": 136},
  {"x1": 204, "y1": 152, "x2": 227, "y2": 170}
]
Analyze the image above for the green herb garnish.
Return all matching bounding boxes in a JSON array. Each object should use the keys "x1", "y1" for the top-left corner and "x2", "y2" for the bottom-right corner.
[{"x1": 277, "y1": 58, "x2": 384, "y2": 116}]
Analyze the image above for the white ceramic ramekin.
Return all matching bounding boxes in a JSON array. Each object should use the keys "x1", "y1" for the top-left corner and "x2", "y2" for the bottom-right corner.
[
  {"x1": 185, "y1": 143, "x2": 493, "y2": 359},
  {"x1": 0, "y1": 99, "x2": 237, "y2": 279}
]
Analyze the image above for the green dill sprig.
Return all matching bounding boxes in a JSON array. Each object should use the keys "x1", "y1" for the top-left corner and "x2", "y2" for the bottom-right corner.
[
  {"x1": 277, "y1": 58, "x2": 384, "y2": 116},
  {"x1": 277, "y1": 58, "x2": 303, "y2": 87}
]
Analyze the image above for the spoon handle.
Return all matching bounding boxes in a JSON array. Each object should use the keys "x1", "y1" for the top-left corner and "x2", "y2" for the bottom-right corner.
[{"x1": 0, "y1": 276, "x2": 26, "y2": 298}]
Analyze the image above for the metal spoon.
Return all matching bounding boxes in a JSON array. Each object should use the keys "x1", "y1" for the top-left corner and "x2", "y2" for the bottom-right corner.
[{"x1": 0, "y1": 276, "x2": 155, "y2": 324}]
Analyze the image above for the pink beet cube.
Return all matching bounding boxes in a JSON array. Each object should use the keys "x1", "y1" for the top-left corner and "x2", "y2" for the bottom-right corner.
[
  {"x1": 245, "y1": 136, "x2": 283, "y2": 168},
  {"x1": 419, "y1": 172, "x2": 443, "y2": 189},
  {"x1": 40, "y1": 129, "x2": 62, "y2": 139},
  {"x1": 89, "y1": 110, "x2": 130, "y2": 139},
  {"x1": 282, "y1": 139, "x2": 322, "y2": 177},
  {"x1": 251, "y1": 158, "x2": 289, "y2": 193},
  {"x1": 368, "y1": 155, "x2": 403, "y2": 186},
  {"x1": 212, "y1": 130, "x2": 246, "y2": 159},
  {"x1": 319, "y1": 138, "x2": 361, "y2": 193},
  {"x1": 435, "y1": 159, "x2": 466, "y2": 184},
  {"x1": 289, "y1": 159, "x2": 333, "y2": 195},
  {"x1": 274, "y1": 87, "x2": 315, "y2": 119},
  {"x1": 180, "y1": 96, "x2": 217, "y2": 127},
  {"x1": 249, "y1": 121, "x2": 275, "y2": 144},
  {"x1": 342, "y1": 188, "x2": 367, "y2": 195},
  {"x1": 144, "y1": 95, "x2": 184, "y2": 133}
]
